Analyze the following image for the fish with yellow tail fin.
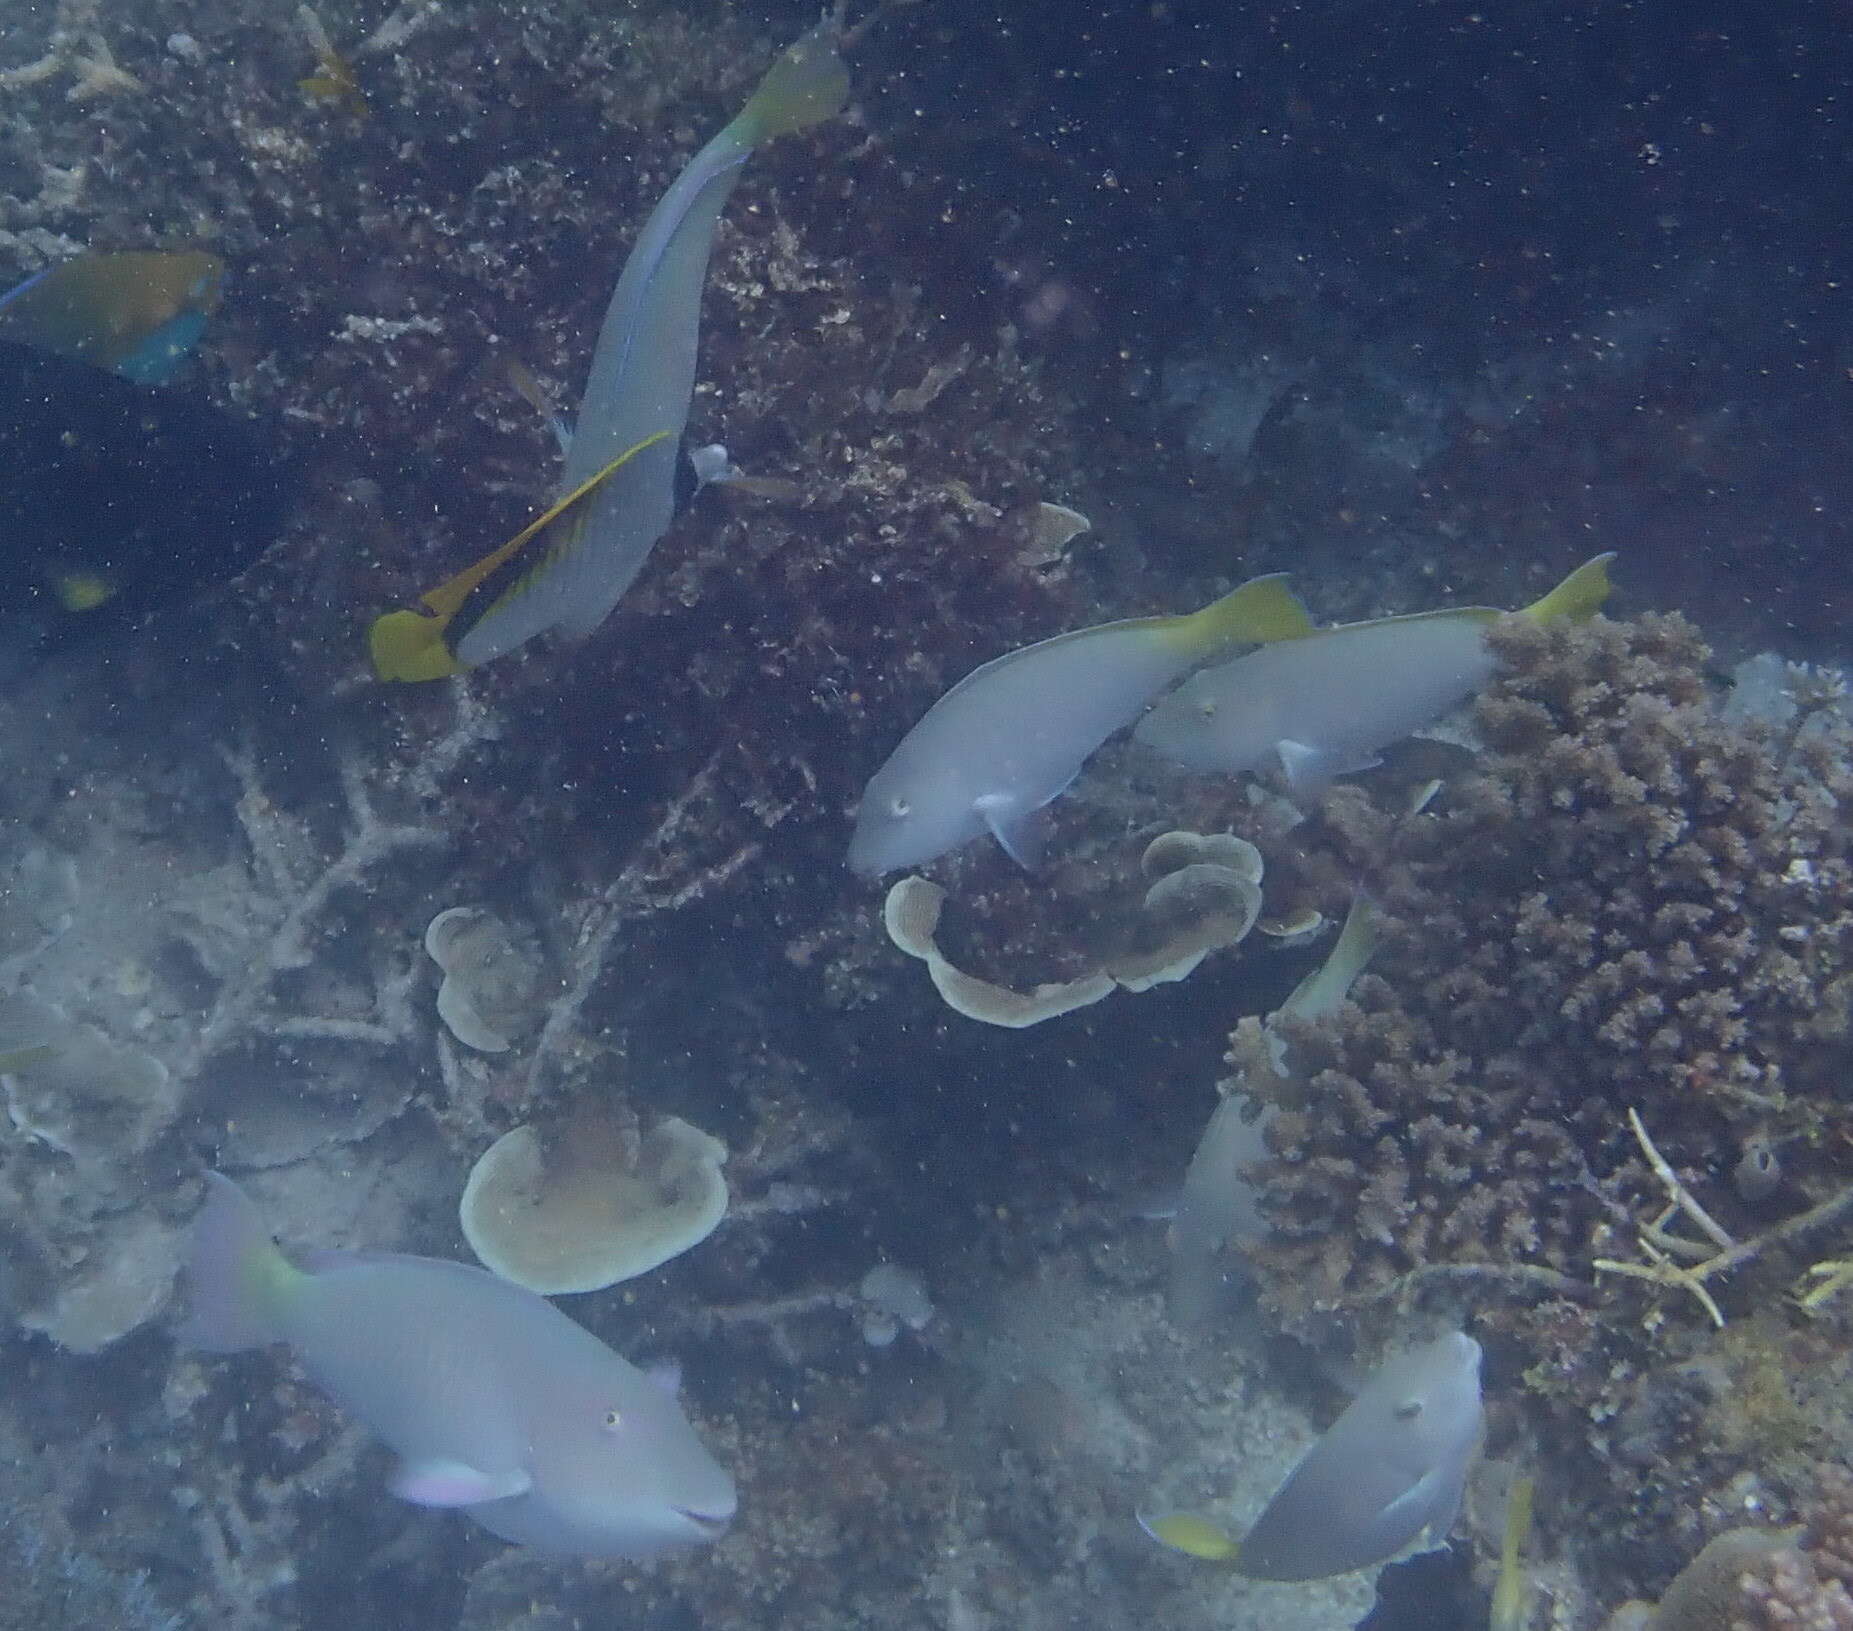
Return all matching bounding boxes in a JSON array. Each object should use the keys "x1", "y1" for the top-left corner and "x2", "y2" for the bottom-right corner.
[
  {"x1": 1166, "y1": 893, "x2": 1377, "y2": 1329},
  {"x1": 297, "y1": 5, "x2": 368, "y2": 119},
  {"x1": 184, "y1": 1172, "x2": 736, "y2": 1556},
  {"x1": 1139, "y1": 1332, "x2": 1484, "y2": 1581},
  {"x1": 1136, "y1": 554, "x2": 1616, "y2": 794},
  {"x1": 0, "y1": 250, "x2": 222, "y2": 384},
  {"x1": 848, "y1": 575, "x2": 1316, "y2": 875},
  {"x1": 1490, "y1": 1473, "x2": 1536, "y2": 1631},
  {"x1": 370, "y1": 431, "x2": 670, "y2": 682},
  {"x1": 389, "y1": 12, "x2": 851, "y2": 676}
]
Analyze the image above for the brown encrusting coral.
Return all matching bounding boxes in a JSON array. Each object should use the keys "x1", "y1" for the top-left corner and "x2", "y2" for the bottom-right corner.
[
  {"x1": 1226, "y1": 613, "x2": 1853, "y2": 1585},
  {"x1": 1247, "y1": 612, "x2": 1853, "y2": 1325}
]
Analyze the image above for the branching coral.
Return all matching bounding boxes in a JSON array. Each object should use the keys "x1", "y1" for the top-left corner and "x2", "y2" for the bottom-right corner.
[{"x1": 1243, "y1": 613, "x2": 1853, "y2": 1342}]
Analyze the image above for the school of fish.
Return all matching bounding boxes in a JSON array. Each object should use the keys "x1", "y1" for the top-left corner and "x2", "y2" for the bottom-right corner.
[{"x1": 0, "y1": 1, "x2": 1648, "y2": 1599}]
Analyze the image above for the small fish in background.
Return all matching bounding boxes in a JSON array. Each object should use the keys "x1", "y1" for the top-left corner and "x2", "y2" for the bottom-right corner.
[
  {"x1": 1166, "y1": 894, "x2": 1377, "y2": 1329},
  {"x1": 1134, "y1": 554, "x2": 1615, "y2": 796},
  {"x1": 0, "y1": 249, "x2": 222, "y2": 384},
  {"x1": 0, "y1": 339, "x2": 287, "y2": 664},
  {"x1": 370, "y1": 11, "x2": 851, "y2": 678},
  {"x1": 848, "y1": 575, "x2": 1315, "y2": 876},
  {"x1": 1140, "y1": 1331, "x2": 1484, "y2": 1581},
  {"x1": 183, "y1": 1172, "x2": 737, "y2": 1557},
  {"x1": 296, "y1": 4, "x2": 368, "y2": 120}
]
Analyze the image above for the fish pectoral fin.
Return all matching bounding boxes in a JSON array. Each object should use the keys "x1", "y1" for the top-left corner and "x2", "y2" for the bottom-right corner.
[
  {"x1": 390, "y1": 1458, "x2": 532, "y2": 1508},
  {"x1": 1361, "y1": 1465, "x2": 1463, "y2": 1564},
  {"x1": 975, "y1": 794, "x2": 1048, "y2": 871},
  {"x1": 1275, "y1": 739, "x2": 1378, "y2": 797},
  {"x1": 1137, "y1": 1509, "x2": 1242, "y2": 1563}
]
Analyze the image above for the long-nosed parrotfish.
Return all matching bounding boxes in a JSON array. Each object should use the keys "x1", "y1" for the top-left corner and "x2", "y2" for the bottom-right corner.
[
  {"x1": 1134, "y1": 554, "x2": 1615, "y2": 795},
  {"x1": 1166, "y1": 894, "x2": 1378, "y2": 1329},
  {"x1": 368, "y1": 15, "x2": 850, "y2": 680},
  {"x1": 1140, "y1": 1331, "x2": 1483, "y2": 1581},
  {"x1": 182, "y1": 1172, "x2": 737, "y2": 1557},
  {"x1": 0, "y1": 250, "x2": 222, "y2": 384},
  {"x1": 848, "y1": 576, "x2": 1315, "y2": 876}
]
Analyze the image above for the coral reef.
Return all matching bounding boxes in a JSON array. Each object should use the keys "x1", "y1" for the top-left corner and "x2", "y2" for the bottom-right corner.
[{"x1": 1217, "y1": 612, "x2": 1853, "y2": 1592}]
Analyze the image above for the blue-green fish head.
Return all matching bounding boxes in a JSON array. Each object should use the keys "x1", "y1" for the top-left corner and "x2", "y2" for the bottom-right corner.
[{"x1": 475, "y1": 1360, "x2": 738, "y2": 1556}]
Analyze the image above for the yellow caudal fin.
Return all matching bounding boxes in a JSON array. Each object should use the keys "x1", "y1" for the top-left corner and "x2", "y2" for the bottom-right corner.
[
  {"x1": 1489, "y1": 1475, "x2": 1535, "y2": 1631},
  {"x1": 1520, "y1": 553, "x2": 1614, "y2": 625},
  {"x1": 1166, "y1": 572, "x2": 1315, "y2": 657},
  {"x1": 733, "y1": 15, "x2": 850, "y2": 143},
  {"x1": 1137, "y1": 1510, "x2": 1243, "y2": 1563},
  {"x1": 368, "y1": 430, "x2": 670, "y2": 683}
]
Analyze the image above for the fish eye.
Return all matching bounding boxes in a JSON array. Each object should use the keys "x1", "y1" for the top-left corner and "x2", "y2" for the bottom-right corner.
[
  {"x1": 1393, "y1": 1397, "x2": 1423, "y2": 1421},
  {"x1": 602, "y1": 1409, "x2": 623, "y2": 1430},
  {"x1": 888, "y1": 796, "x2": 911, "y2": 819}
]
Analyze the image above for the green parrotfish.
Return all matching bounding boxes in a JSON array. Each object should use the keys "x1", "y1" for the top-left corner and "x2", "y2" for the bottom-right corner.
[
  {"x1": 849, "y1": 575, "x2": 1315, "y2": 875},
  {"x1": 0, "y1": 250, "x2": 221, "y2": 384},
  {"x1": 183, "y1": 1172, "x2": 736, "y2": 1557}
]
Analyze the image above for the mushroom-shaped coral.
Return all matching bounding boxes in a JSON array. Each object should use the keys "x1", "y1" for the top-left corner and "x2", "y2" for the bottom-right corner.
[
  {"x1": 1106, "y1": 831, "x2": 1264, "y2": 991},
  {"x1": 883, "y1": 876, "x2": 1116, "y2": 1027},
  {"x1": 0, "y1": 990, "x2": 174, "y2": 1157},
  {"x1": 425, "y1": 906, "x2": 543, "y2": 1053},
  {"x1": 460, "y1": 1112, "x2": 728, "y2": 1294},
  {"x1": 882, "y1": 830, "x2": 1264, "y2": 1025}
]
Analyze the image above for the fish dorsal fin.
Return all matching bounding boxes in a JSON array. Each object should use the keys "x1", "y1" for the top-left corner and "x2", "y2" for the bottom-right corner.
[
  {"x1": 368, "y1": 429, "x2": 670, "y2": 682},
  {"x1": 391, "y1": 1458, "x2": 532, "y2": 1508},
  {"x1": 1165, "y1": 573, "x2": 1315, "y2": 656},
  {"x1": 1520, "y1": 553, "x2": 1615, "y2": 625}
]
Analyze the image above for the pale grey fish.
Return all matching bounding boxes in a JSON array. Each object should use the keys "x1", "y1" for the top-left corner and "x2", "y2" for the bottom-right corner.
[
  {"x1": 1238, "y1": 1331, "x2": 1484, "y2": 1580},
  {"x1": 454, "y1": 18, "x2": 850, "y2": 666},
  {"x1": 1166, "y1": 895, "x2": 1377, "y2": 1327},
  {"x1": 183, "y1": 1172, "x2": 736, "y2": 1557},
  {"x1": 848, "y1": 575, "x2": 1313, "y2": 876},
  {"x1": 1135, "y1": 556, "x2": 1614, "y2": 795}
]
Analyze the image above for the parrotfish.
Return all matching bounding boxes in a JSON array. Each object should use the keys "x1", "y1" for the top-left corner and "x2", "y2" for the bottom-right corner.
[
  {"x1": 848, "y1": 575, "x2": 1314, "y2": 876},
  {"x1": 0, "y1": 339, "x2": 286, "y2": 664},
  {"x1": 1167, "y1": 894, "x2": 1377, "y2": 1329},
  {"x1": 183, "y1": 1172, "x2": 736, "y2": 1557},
  {"x1": 0, "y1": 250, "x2": 222, "y2": 384},
  {"x1": 1134, "y1": 554, "x2": 1615, "y2": 794},
  {"x1": 1141, "y1": 1331, "x2": 1483, "y2": 1580},
  {"x1": 368, "y1": 13, "x2": 849, "y2": 680}
]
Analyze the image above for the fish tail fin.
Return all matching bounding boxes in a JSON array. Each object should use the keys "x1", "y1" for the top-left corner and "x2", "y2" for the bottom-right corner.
[
  {"x1": 1520, "y1": 553, "x2": 1614, "y2": 625},
  {"x1": 1138, "y1": 1509, "x2": 1244, "y2": 1563},
  {"x1": 731, "y1": 17, "x2": 850, "y2": 144},
  {"x1": 1169, "y1": 573, "x2": 1315, "y2": 657},
  {"x1": 369, "y1": 609, "x2": 466, "y2": 682},
  {"x1": 180, "y1": 1172, "x2": 304, "y2": 1352}
]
